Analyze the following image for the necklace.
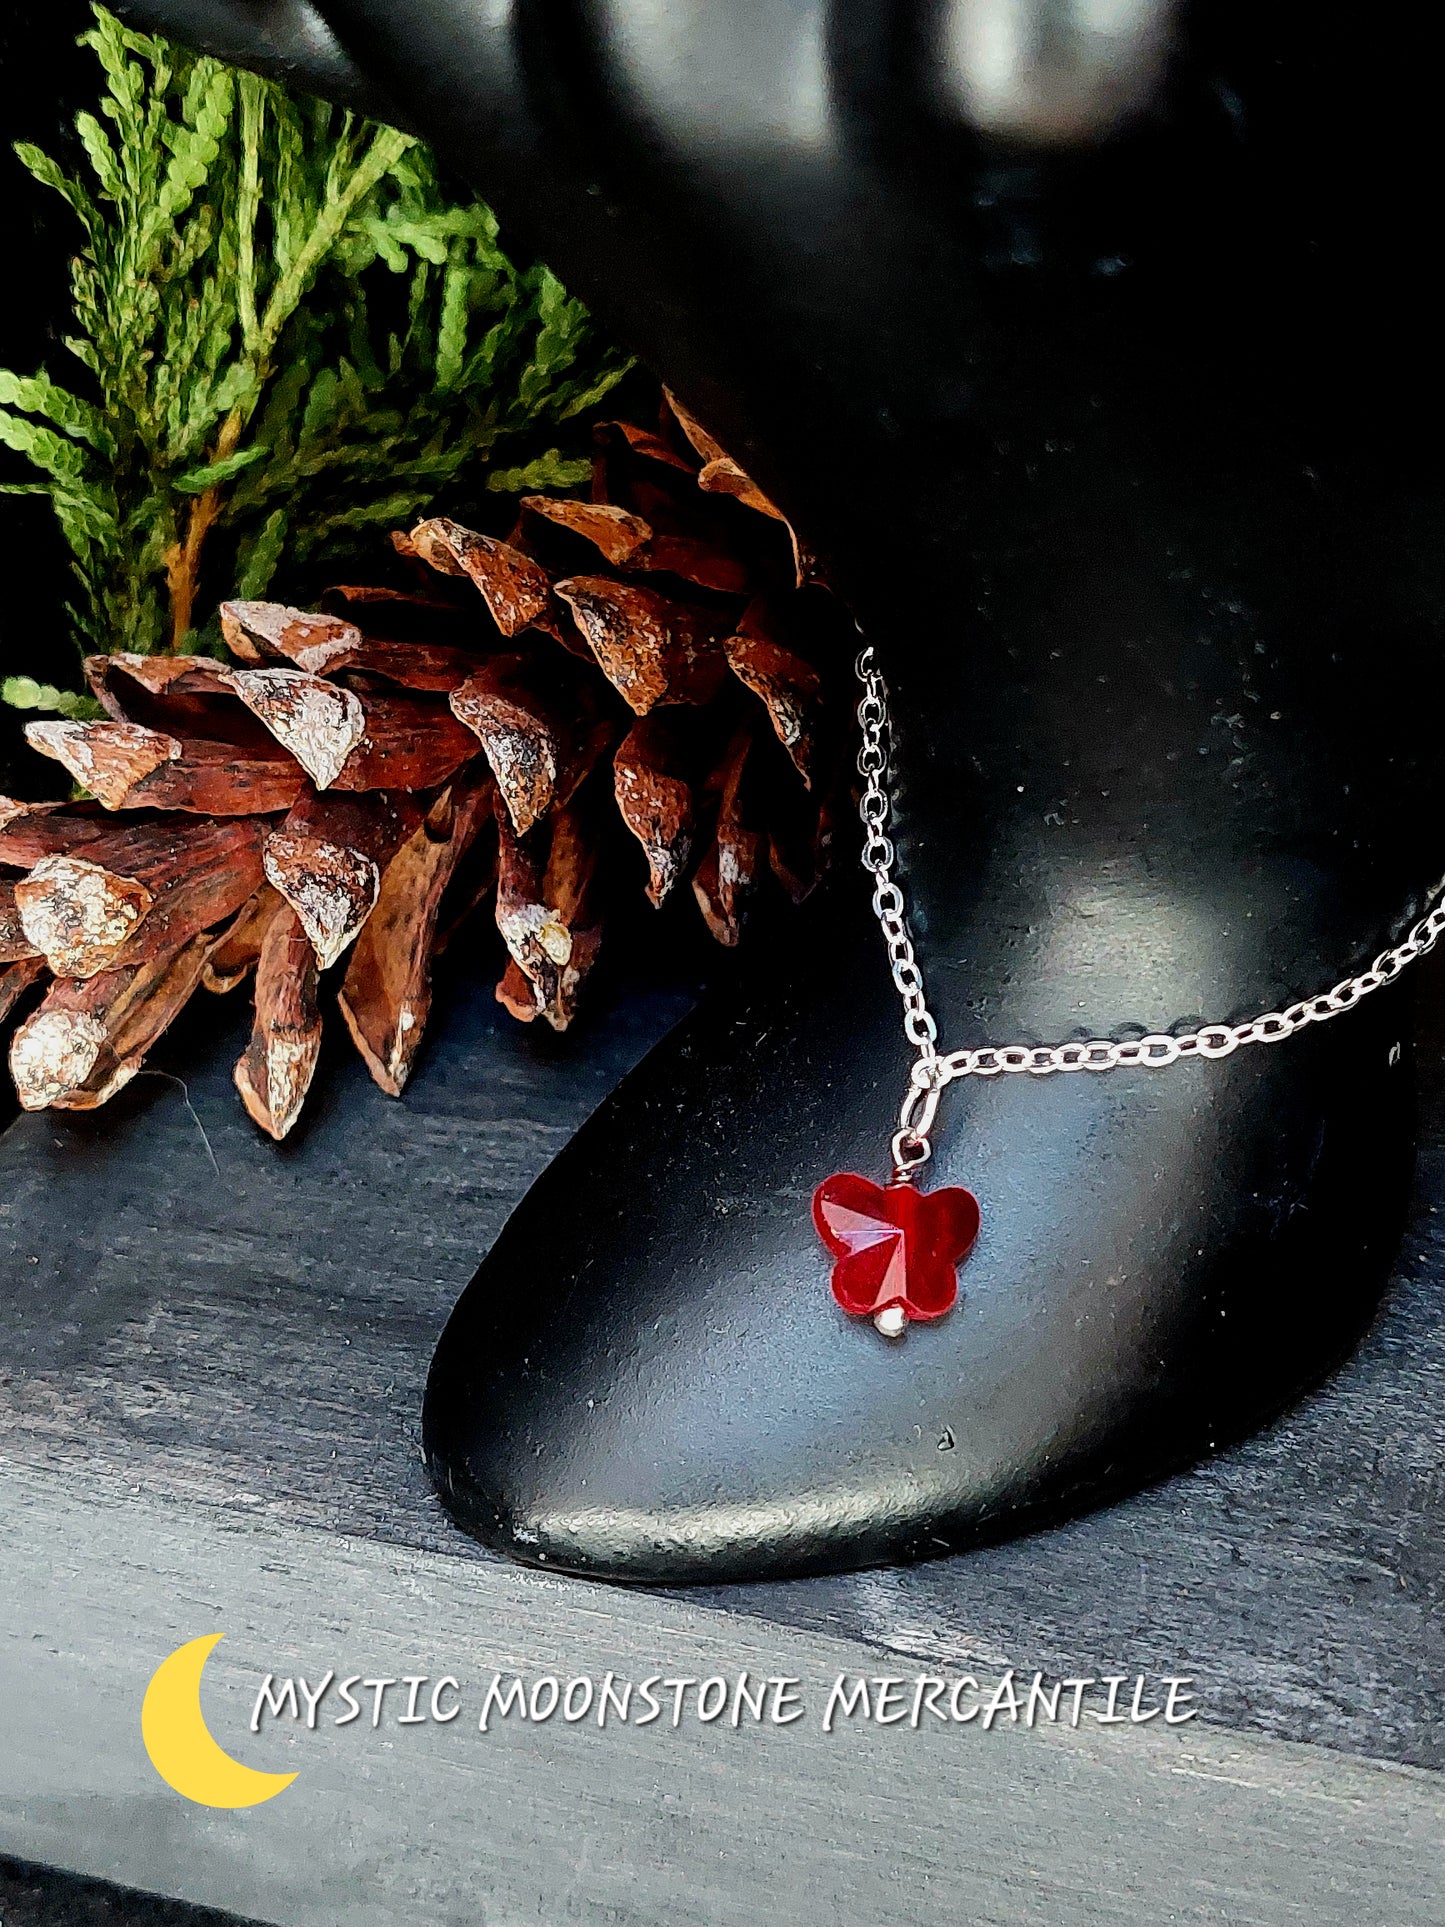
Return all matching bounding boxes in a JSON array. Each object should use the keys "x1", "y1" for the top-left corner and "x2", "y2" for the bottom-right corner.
[{"x1": 813, "y1": 640, "x2": 1445, "y2": 1338}]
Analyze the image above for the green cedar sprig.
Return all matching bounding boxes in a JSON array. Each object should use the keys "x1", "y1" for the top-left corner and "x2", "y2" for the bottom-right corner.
[{"x1": 0, "y1": 5, "x2": 629, "y2": 702}]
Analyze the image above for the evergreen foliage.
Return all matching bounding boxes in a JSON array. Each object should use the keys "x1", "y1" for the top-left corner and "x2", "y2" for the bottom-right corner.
[{"x1": 0, "y1": 6, "x2": 630, "y2": 711}]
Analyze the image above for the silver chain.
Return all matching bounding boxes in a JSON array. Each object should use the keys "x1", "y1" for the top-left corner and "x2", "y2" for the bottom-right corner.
[{"x1": 855, "y1": 641, "x2": 1445, "y2": 1179}]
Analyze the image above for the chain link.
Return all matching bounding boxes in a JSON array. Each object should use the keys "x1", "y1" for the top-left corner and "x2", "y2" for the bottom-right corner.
[
  {"x1": 855, "y1": 649, "x2": 938, "y2": 1064},
  {"x1": 854, "y1": 640, "x2": 1442, "y2": 1175}
]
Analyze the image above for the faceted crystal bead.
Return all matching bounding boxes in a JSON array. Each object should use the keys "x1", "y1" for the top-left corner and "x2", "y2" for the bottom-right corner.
[{"x1": 812, "y1": 1173, "x2": 981, "y2": 1329}]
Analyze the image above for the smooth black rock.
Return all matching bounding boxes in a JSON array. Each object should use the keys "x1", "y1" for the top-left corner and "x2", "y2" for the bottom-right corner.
[{"x1": 122, "y1": 0, "x2": 1445, "y2": 1579}]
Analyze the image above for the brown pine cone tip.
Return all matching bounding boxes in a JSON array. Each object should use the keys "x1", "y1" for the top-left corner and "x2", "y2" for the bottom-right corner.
[{"x1": 1, "y1": 394, "x2": 851, "y2": 1139}]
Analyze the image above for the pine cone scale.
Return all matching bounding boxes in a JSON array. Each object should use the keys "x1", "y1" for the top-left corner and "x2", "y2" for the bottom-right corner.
[{"x1": 336, "y1": 770, "x2": 495, "y2": 1096}]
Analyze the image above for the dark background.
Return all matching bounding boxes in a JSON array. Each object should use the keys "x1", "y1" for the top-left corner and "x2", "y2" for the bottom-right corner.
[{"x1": 0, "y1": 0, "x2": 93, "y2": 799}]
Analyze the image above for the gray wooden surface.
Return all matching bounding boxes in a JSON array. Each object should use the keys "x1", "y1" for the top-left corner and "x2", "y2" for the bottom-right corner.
[
  {"x1": 2, "y1": 961, "x2": 1444, "y2": 1923},
  {"x1": 5, "y1": 1460, "x2": 1444, "y2": 1927}
]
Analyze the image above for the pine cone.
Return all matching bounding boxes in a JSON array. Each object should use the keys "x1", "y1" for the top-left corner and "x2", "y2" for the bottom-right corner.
[{"x1": 0, "y1": 395, "x2": 849, "y2": 1138}]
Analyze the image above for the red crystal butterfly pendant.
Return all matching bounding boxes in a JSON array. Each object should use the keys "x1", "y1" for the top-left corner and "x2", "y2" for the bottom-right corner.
[{"x1": 812, "y1": 1174, "x2": 981, "y2": 1336}]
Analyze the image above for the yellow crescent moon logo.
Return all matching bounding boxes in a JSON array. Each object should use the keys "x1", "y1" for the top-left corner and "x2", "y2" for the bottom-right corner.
[{"x1": 141, "y1": 1633, "x2": 297, "y2": 1809}]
